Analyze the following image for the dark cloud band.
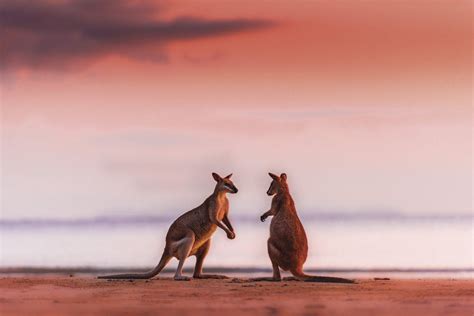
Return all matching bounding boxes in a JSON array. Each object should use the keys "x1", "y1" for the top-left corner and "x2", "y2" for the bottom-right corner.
[{"x1": 0, "y1": 0, "x2": 274, "y2": 70}]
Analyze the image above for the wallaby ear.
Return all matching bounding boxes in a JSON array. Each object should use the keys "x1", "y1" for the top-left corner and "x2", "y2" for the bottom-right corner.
[
  {"x1": 212, "y1": 172, "x2": 222, "y2": 182},
  {"x1": 268, "y1": 172, "x2": 279, "y2": 180},
  {"x1": 224, "y1": 173, "x2": 233, "y2": 179},
  {"x1": 280, "y1": 173, "x2": 287, "y2": 181}
]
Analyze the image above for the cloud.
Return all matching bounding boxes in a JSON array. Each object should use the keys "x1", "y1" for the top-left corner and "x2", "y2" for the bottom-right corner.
[{"x1": 0, "y1": 0, "x2": 274, "y2": 71}]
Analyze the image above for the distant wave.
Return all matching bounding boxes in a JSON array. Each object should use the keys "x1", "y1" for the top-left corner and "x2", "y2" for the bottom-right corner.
[{"x1": 1, "y1": 212, "x2": 472, "y2": 228}]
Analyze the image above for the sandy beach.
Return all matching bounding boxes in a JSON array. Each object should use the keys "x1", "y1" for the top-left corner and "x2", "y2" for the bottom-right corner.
[{"x1": 0, "y1": 276, "x2": 472, "y2": 316}]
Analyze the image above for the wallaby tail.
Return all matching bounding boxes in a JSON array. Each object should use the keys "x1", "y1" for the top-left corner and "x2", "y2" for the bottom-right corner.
[
  {"x1": 291, "y1": 269, "x2": 355, "y2": 284},
  {"x1": 98, "y1": 251, "x2": 171, "y2": 280}
]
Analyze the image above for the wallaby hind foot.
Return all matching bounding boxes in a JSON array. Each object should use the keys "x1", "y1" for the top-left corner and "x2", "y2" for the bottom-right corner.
[
  {"x1": 249, "y1": 277, "x2": 281, "y2": 282},
  {"x1": 302, "y1": 276, "x2": 355, "y2": 284},
  {"x1": 292, "y1": 271, "x2": 355, "y2": 283},
  {"x1": 174, "y1": 276, "x2": 192, "y2": 281},
  {"x1": 289, "y1": 270, "x2": 355, "y2": 283},
  {"x1": 282, "y1": 276, "x2": 299, "y2": 281},
  {"x1": 193, "y1": 274, "x2": 229, "y2": 279}
]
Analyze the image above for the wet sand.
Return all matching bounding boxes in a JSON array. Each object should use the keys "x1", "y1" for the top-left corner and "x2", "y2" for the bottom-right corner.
[{"x1": 0, "y1": 276, "x2": 473, "y2": 316}]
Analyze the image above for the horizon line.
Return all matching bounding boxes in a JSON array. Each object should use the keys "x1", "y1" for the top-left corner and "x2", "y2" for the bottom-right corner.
[{"x1": 0, "y1": 212, "x2": 472, "y2": 228}]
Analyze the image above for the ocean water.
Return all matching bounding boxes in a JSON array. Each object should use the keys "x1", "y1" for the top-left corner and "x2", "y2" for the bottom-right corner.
[{"x1": 1, "y1": 217, "x2": 472, "y2": 277}]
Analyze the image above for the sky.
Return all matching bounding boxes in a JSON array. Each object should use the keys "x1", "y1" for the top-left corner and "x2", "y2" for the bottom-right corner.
[{"x1": 0, "y1": 0, "x2": 472, "y2": 220}]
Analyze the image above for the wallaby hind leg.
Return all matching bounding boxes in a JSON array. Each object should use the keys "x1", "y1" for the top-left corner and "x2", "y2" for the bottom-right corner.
[
  {"x1": 250, "y1": 240, "x2": 282, "y2": 282},
  {"x1": 193, "y1": 240, "x2": 228, "y2": 279},
  {"x1": 172, "y1": 232, "x2": 195, "y2": 281},
  {"x1": 268, "y1": 242, "x2": 282, "y2": 281}
]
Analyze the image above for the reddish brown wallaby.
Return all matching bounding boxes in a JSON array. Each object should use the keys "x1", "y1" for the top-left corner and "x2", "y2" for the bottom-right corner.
[
  {"x1": 98, "y1": 173, "x2": 238, "y2": 281},
  {"x1": 255, "y1": 172, "x2": 354, "y2": 284}
]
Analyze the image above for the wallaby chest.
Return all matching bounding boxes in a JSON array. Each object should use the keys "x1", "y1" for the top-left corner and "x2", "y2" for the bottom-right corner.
[
  {"x1": 213, "y1": 195, "x2": 228, "y2": 220},
  {"x1": 269, "y1": 195, "x2": 299, "y2": 237}
]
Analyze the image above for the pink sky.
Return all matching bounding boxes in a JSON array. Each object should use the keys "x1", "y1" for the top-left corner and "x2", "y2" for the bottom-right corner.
[{"x1": 1, "y1": 0, "x2": 472, "y2": 219}]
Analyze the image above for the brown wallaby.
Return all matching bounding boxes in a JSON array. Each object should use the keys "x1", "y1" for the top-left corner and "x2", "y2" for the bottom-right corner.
[
  {"x1": 98, "y1": 172, "x2": 238, "y2": 281},
  {"x1": 255, "y1": 173, "x2": 354, "y2": 284}
]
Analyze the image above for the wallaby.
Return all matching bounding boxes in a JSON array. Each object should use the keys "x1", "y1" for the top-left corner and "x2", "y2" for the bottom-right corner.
[
  {"x1": 98, "y1": 172, "x2": 238, "y2": 281},
  {"x1": 255, "y1": 173, "x2": 354, "y2": 284}
]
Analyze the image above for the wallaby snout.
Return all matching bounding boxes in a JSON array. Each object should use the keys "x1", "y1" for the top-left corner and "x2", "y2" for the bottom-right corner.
[{"x1": 225, "y1": 185, "x2": 238, "y2": 194}]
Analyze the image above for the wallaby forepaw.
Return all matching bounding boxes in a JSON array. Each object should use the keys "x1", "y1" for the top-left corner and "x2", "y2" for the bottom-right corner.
[{"x1": 260, "y1": 215, "x2": 266, "y2": 222}]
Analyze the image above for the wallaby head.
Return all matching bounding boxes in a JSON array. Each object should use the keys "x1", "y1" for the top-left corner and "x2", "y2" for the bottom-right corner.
[
  {"x1": 267, "y1": 172, "x2": 288, "y2": 196},
  {"x1": 212, "y1": 172, "x2": 238, "y2": 194}
]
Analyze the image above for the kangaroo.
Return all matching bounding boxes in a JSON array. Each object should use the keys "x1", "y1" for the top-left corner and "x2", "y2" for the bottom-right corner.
[
  {"x1": 98, "y1": 172, "x2": 238, "y2": 281},
  {"x1": 255, "y1": 173, "x2": 354, "y2": 284}
]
